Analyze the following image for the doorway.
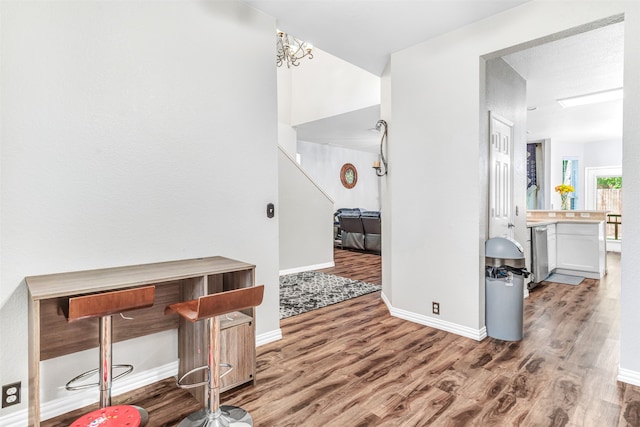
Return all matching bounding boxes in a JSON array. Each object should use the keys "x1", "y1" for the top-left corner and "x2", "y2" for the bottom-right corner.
[
  {"x1": 501, "y1": 19, "x2": 624, "y2": 212},
  {"x1": 586, "y1": 166, "x2": 623, "y2": 252},
  {"x1": 482, "y1": 16, "x2": 624, "y2": 341}
]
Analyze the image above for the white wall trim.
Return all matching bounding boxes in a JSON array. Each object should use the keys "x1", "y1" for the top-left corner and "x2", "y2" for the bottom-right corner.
[
  {"x1": 0, "y1": 361, "x2": 180, "y2": 426},
  {"x1": 381, "y1": 292, "x2": 487, "y2": 341},
  {"x1": 618, "y1": 366, "x2": 640, "y2": 387},
  {"x1": 279, "y1": 262, "x2": 334, "y2": 276},
  {"x1": 256, "y1": 328, "x2": 282, "y2": 347},
  {"x1": 0, "y1": 408, "x2": 26, "y2": 427}
]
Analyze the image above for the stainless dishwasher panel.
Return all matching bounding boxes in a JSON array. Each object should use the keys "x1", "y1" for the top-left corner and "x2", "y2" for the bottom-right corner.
[{"x1": 532, "y1": 226, "x2": 549, "y2": 283}]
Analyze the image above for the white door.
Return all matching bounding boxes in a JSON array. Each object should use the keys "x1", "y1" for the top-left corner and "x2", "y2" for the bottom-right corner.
[{"x1": 489, "y1": 112, "x2": 514, "y2": 239}]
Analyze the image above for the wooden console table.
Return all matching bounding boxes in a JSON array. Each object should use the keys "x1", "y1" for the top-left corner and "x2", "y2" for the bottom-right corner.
[{"x1": 25, "y1": 256, "x2": 257, "y2": 427}]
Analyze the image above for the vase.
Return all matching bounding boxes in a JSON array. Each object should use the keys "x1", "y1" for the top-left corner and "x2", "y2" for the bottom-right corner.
[{"x1": 561, "y1": 194, "x2": 569, "y2": 210}]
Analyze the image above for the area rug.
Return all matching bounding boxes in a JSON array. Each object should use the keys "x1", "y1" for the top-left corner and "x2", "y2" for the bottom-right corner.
[
  {"x1": 280, "y1": 271, "x2": 381, "y2": 319},
  {"x1": 544, "y1": 273, "x2": 585, "y2": 286}
]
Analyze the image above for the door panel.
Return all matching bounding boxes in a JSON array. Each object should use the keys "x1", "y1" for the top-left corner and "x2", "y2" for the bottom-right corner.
[{"x1": 489, "y1": 112, "x2": 514, "y2": 238}]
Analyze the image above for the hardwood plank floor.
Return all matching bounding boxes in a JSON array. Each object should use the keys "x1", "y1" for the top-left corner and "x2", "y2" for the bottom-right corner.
[
  {"x1": 318, "y1": 247, "x2": 382, "y2": 285},
  {"x1": 44, "y1": 249, "x2": 640, "y2": 426}
]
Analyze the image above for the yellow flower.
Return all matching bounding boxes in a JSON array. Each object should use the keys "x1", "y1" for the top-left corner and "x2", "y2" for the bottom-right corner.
[{"x1": 555, "y1": 184, "x2": 575, "y2": 195}]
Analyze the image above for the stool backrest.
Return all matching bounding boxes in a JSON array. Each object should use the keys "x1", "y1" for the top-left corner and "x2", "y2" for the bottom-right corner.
[
  {"x1": 63, "y1": 286, "x2": 156, "y2": 322},
  {"x1": 166, "y1": 285, "x2": 264, "y2": 323}
]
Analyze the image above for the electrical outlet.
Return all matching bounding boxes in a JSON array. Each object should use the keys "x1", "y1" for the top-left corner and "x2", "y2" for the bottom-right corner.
[
  {"x1": 432, "y1": 302, "x2": 440, "y2": 315},
  {"x1": 2, "y1": 382, "x2": 21, "y2": 408}
]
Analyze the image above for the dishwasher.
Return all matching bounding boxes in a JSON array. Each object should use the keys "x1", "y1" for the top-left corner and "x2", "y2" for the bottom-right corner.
[{"x1": 531, "y1": 225, "x2": 550, "y2": 286}]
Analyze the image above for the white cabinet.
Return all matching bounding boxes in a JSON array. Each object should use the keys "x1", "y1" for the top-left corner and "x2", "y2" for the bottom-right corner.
[
  {"x1": 556, "y1": 222, "x2": 605, "y2": 278},
  {"x1": 525, "y1": 228, "x2": 532, "y2": 289},
  {"x1": 547, "y1": 223, "x2": 557, "y2": 272}
]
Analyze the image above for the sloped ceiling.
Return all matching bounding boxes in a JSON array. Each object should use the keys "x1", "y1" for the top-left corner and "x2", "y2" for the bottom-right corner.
[
  {"x1": 245, "y1": 1, "x2": 624, "y2": 150},
  {"x1": 244, "y1": 0, "x2": 530, "y2": 76}
]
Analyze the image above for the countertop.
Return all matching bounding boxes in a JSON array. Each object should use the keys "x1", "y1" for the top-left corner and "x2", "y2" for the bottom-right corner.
[
  {"x1": 526, "y1": 210, "x2": 608, "y2": 228},
  {"x1": 526, "y1": 219, "x2": 605, "y2": 228}
]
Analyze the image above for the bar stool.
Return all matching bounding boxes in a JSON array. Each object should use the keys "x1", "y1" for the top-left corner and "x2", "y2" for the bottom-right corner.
[
  {"x1": 164, "y1": 285, "x2": 264, "y2": 427},
  {"x1": 61, "y1": 286, "x2": 156, "y2": 426}
]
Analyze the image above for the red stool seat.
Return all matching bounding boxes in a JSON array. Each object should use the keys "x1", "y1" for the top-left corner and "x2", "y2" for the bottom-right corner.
[{"x1": 70, "y1": 405, "x2": 142, "y2": 427}]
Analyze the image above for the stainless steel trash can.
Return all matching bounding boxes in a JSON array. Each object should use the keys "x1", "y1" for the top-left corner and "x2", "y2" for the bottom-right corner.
[{"x1": 485, "y1": 237, "x2": 530, "y2": 341}]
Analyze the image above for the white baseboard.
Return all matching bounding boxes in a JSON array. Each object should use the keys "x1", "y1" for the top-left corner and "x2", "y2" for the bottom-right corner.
[
  {"x1": 279, "y1": 262, "x2": 334, "y2": 276},
  {"x1": 381, "y1": 291, "x2": 486, "y2": 341},
  {"x1": 256, "y1": 328, "x2": 282, "y2": 347},
  {"x1": 0, "y1": 361, "x2": 179, "y2": 427},
  {"x1": 0, "y1": 408, "x2": 26, "y2": 427},
  {"x1": 0, "y1": 330, "x2": 283, "y2": 427},
  {"x1": 618, "y1": 366, "x2": 640, "y2": 386}
]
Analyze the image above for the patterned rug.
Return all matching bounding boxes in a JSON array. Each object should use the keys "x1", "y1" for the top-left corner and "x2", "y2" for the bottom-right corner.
[{"x1": 280, "y1": 271, "x2": 381, "y2": 319}]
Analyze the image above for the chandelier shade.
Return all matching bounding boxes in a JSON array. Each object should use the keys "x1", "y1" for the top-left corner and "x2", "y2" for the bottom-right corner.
[{"x1": 276, "y1": 30, "x2": 313, "y2": 68}]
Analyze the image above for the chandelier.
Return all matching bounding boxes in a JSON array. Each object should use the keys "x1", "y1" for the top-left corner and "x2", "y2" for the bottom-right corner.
[{"x1": 276, "y1": 30, "x2": 314, "y2": 68}]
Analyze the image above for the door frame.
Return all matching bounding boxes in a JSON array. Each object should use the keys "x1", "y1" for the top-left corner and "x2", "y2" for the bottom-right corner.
[
  {"x1": 489, "y1": 111, "x2": 515, "y2": 239},
  {"x1": 585, "y1": 165, "x2": 622, "y2": 209}
]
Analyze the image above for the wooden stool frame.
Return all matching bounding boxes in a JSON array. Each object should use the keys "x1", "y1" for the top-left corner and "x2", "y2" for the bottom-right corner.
[{"x1": 63, "y1": 286, "x2": 155, "y2": 409}]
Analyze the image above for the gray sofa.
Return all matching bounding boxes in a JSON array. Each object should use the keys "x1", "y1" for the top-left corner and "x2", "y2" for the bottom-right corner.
[{"x1": 335, "y1": 209, "x2": 381, "y2": 253}]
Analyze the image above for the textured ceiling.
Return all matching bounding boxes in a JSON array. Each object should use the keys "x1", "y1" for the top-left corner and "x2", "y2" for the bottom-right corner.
[{"x1": 503, "y1": 21, "x2": 624, "y2": 145}]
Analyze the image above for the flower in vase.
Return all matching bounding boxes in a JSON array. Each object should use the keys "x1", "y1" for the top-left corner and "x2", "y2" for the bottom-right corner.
[
  {"x1": 555, "y1": 184, "x2": 574, "y2": 210},
  {"x1": 554, "y1": 184, "x2": 575, "y2": 195}
]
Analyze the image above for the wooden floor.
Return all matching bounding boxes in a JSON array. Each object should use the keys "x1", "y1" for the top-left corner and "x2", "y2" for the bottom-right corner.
[
  {"x1": 318, "y1": 247, "x2": 382, "y2": 285},
  {"x1": 45, "y1": 249, "x2": 640, "y2": 426}
]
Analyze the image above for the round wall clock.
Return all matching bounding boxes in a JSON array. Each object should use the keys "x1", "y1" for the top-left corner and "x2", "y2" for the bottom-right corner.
[{"x1": 340, "y1": 163, "x2": 358, "y2": 189}]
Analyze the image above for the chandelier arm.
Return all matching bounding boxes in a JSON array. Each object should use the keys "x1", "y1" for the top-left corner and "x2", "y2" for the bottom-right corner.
[{"x1": 276, "y1": 30, "x2": 314, "y2": 68}]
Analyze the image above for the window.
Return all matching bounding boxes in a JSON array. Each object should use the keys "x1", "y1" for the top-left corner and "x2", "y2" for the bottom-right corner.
[
  {"x1": 597, "y1": 176, "x2": 622, "y2": 240},
  {"x1": 562, "y1": 157, "x2": 579, "y2": 209}
]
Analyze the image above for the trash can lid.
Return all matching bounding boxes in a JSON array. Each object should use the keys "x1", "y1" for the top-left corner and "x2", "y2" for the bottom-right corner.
[{"x1": 485, "y1": 237, "x2": 524, "y2": 259}]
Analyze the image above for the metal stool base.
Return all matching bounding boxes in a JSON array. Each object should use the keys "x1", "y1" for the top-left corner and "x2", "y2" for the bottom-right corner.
[
  {"x1": 178, "y1": 405, "x2": 252, "y2": 427},
  {"x1": 135, "y1": 406, "x2": 150, "y2": 426}
]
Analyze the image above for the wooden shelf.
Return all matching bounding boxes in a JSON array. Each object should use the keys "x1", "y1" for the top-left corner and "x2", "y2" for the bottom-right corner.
[
  {"x1": 26, "y1": 256, "x2": 255, "y2": 300},
  {"x1": 25, "y1": 256, "x2": 258, "y2": 427}
]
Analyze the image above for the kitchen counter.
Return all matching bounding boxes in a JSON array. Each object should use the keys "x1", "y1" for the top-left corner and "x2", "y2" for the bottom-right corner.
[
  {"x1": 526, "y1": 215, "x2": 607, "y2": 281},
  {"x1": 527, "y1": 219, "x2": 604, "y2": 227},
  {"x1": 527, "y1": 210, "x2": 607, "y2": 228}
]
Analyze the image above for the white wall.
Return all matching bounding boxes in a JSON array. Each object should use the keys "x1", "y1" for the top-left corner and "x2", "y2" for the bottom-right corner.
[
  {"x1": 298, "y1": 140, "x2": 380, "y2": 211},
  {"x1": 277, "y1": 59, "x2": 298, "y2": 156},
  {"x1": 620, "y1": 1, "x2": 640, "y2": 380},
  {"x1": 278, "y1": 148, "x2": 334, "y2": 273},
  {"x1": 548, "y1": 138, "x2": 622, "y2": 210},
  {"x1": 289, "y1": 47, "x2": 380, "y2": 126},
  {"x1": 380, "y1": 61, "x2": 392, "y2": 301},
  {"x1": 385, "y1": 1, "x2": 638, "y2": 342},
  {"x1": 278, "y1": 122, "x2": 298, "y2": 157},
  {"x1": 0, "y1": 0, "x2": 280, "y2": 419},
  {"x1": 584, "y1": 139, "x2": 623, "y2": 168},
  {"x1": 483, "y1": 57, "x2": 527, "y2": 324}
]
